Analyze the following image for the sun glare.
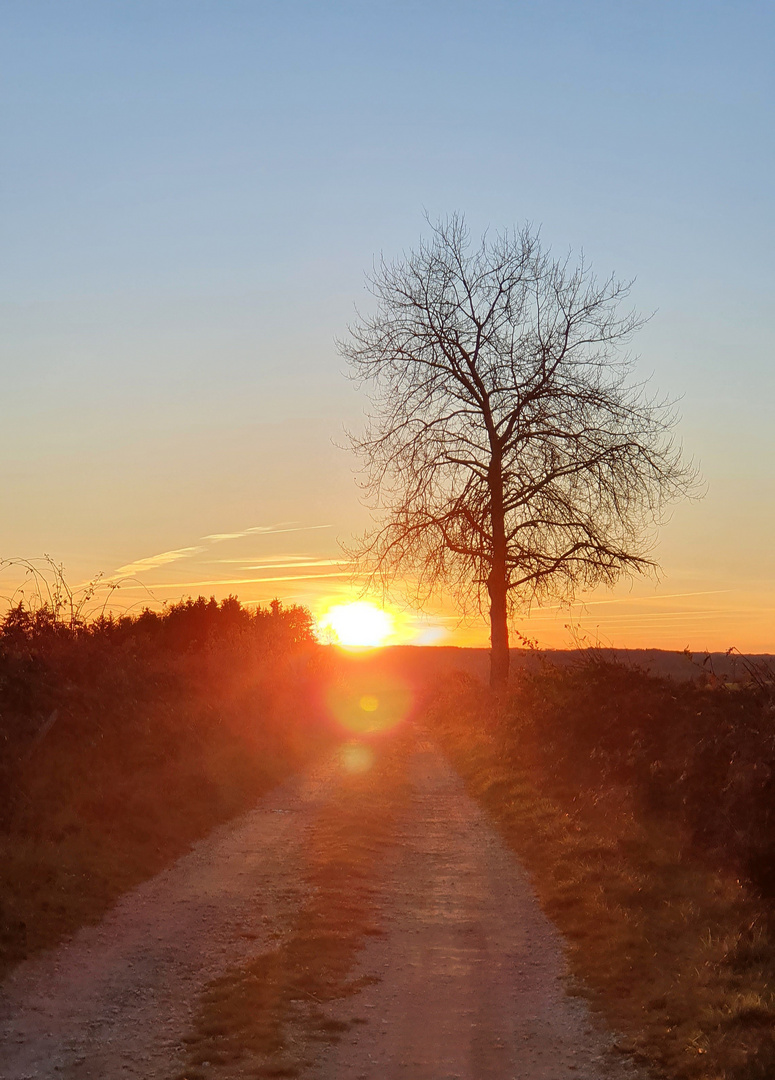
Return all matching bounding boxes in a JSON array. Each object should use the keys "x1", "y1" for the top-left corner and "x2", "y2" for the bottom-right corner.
[{"x1": 317, "y1": 601, "x2": 394, "y2": 649}]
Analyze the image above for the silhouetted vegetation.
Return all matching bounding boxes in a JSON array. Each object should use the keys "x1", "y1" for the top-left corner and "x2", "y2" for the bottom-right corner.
[
  {"x1": 342, "y1": 215, "x2": 698, "y2": 689},
  {"x1": 503, "y1": 655, "x2": 775, "y2": 893},
  {"x1": 0, "y1": 595, "x2": 323, "y2": 976},
  {"x1": 427, "y1": 656, "x2": 775, "y2": 1079}
]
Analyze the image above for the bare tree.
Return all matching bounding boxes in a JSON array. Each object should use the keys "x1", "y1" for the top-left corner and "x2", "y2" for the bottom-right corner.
[{"x1": 340, "y1": 216, "x2": 698, "y2": 689}]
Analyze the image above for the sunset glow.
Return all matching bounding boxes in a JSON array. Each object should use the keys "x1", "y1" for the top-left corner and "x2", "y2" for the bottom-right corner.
[
  {"x1": 317, "y1": 601, "x2": 394, "y2": 649},
  {"x1": 0, "y1": 6, "x2": 772, "y2": 657}
]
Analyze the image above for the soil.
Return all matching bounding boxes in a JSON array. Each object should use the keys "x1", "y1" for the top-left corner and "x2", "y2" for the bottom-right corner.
[{"x1": 0, "y1": 734, "x2": 645, "y2": 1079}]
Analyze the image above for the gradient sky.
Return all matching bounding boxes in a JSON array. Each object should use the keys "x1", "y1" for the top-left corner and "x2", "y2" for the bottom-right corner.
[{"x1": 1, "y1": 1, "x2": 773, "y2": 651}]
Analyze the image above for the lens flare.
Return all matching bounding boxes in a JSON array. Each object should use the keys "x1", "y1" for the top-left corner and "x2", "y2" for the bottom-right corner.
[
  {"x1": 339, "y1": 742, "x2": 374, "y2": 774},
  {"x1": 325, "y1": 672, "x2": 412, "y2": 735}
]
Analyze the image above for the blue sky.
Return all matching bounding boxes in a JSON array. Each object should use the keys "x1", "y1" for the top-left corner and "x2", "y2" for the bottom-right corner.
[{"x1": 1, "y1": 1, "x2": 773, "y2": 648}]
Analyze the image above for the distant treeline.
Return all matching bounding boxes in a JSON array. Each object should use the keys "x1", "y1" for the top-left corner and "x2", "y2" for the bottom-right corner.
[{"x1": 2, "y1": 592, "x2": 314, "y2": 650}]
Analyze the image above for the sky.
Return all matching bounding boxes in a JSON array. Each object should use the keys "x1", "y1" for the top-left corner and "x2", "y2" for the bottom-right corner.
[{"x1": 1, "y1": 0, "x2": 773, "y2": 651}]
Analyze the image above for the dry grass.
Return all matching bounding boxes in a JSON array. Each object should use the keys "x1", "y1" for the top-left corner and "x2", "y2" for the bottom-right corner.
[
  {"x1": 427, "y1": 673, "x2": 775, "y2": 1080},
  {"x1": 178, "y1": 738, "x2": 410, "y2": 1080}
]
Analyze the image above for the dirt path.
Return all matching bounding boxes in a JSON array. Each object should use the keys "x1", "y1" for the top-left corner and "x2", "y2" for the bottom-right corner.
[
  {"x1": 0, "y1": 737, "x2": 643, "y2": 1079},
  {"x1": 309, "y1": 744, "x2": 641, "y2": 1080}
]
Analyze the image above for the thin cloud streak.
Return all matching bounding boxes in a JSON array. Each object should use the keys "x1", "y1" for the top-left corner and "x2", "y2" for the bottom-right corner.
[
  {"x1": 208, "y1": 555, "x2": 342, "y2": 566},
  {"x1": 201, "y1": 524, "x2": 333, "y2": 542},
  {"x1": 114, "y1": 547, "x2": 205, "y2": 577},
  {"x1": 110, "y1": 524, "x2": 335, "y2": 581},
  {"x1": 529, "y1": 608, "x2": 731, "y2": 625},
  {"x1": 143, "y1": 572, "x2": 352, "y2": 589},
  {"x1": 243, "y1": 559, "x2": 346, "y2": 571},
  {"x1": 534, "y1": 589, "x2": 732, "y2": 613}
]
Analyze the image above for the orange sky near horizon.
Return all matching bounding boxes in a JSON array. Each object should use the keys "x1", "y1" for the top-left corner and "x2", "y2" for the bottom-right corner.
[
  {"x1": 1, "y1": 5, "x2": 773, "y2": 656},
  {"x1": 1, "y1": 510, "x2": 771, "y2": 654}
]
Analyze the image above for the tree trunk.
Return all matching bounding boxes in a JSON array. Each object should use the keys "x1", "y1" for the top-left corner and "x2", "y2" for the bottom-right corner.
[
  {"x1": 488, "y1": 445, "x2": 510, "y2": 691},
  {"x1": 488, "y1": 568, "x2": 510, "y2": 690}
]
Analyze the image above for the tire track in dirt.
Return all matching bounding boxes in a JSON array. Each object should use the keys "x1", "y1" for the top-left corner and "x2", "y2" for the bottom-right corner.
[
  {"x1": 178, "y1": 737, "x2": 411, "y2": 1079},
  {"x1": 306, "y1": 744, "x2": 646, "y2": 1080}
]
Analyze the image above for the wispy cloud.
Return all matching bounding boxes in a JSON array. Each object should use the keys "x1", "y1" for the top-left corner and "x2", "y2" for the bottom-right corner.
[
  {"x1": 201, "y1": 524, "x2": 333, "y2": 542},
  {"x1": 111, "y1": 524, "x2": 335, "y2": 580},
  {"x1": 208, "y1": 556, "x2": 344, "y2": 567},
  {"x1": 531, "y1": 608, "x2": 732, "y2": 625},
  {"x1": 145, "y1": 572, "x2": 352, "y2": 589},
  {"x1": 535, "y1": 589, "x2": 731, "y2": 613},
  {"x1": 243, "y1": 559, "x2": 345, "y2": 571},
  {"x1": 114, "y1": 547, "x2": 205, "y2": 577}
]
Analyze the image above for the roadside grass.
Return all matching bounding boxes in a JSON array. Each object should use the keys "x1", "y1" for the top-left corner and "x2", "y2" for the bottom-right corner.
[
  {"x1": 0, "y1": 598, "x2": 328, "y2": 978},
  {"x1": 427, "y1": 667, "x2": 775, "y2": 1080},
  {"x1": 178, "y1": 736, "x2": 410, "y2": 1080}
]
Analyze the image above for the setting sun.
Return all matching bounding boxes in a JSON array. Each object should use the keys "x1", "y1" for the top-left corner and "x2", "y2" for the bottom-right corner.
[{"x1": 317, "y1": 601, "x2": 394, "y2": 648}]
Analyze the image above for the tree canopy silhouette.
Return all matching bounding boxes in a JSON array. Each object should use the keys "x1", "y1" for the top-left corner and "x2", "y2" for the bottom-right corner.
[{"x1": 341, "y1": 216, "x2": 698, "y2": 688}]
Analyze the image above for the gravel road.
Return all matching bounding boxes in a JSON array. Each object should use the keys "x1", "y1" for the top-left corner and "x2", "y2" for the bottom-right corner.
[{"x1": 0, "y1": 736, "x2": 644, "y2": 1079}]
